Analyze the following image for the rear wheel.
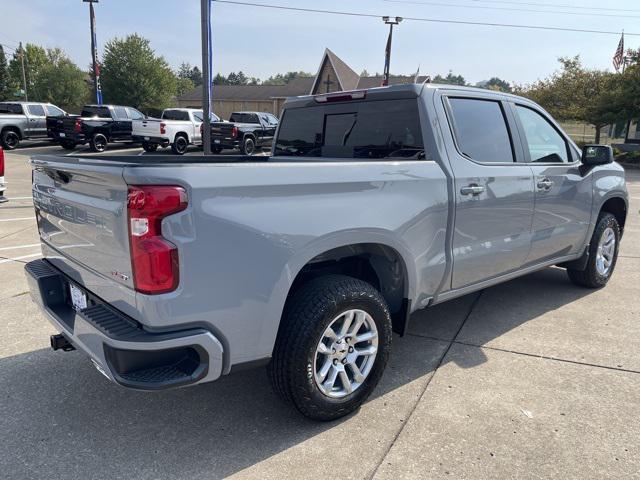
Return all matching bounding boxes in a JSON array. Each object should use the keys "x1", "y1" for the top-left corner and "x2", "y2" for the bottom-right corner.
[
  {"x1": 89, "y1": 133, "x2": 107, "y2": 152},
  {"x1": 567, "y1": 212, "x2": 620, "y2": 288},
  {"x1": 240, "y1": 136, "x2": 255, "y2": 155},
  {"x1": 1, "y1": 129, "x2": 20, "y2": 150},
  {"x1": 268, "y1": 275, "x2": 392, "y2": 421},
  {"x1": 171, "y1": 135, "x2": 189, "y2": 155},
  {"x1": 142, "y1": 142, "x2": 158, "y2": 152}
]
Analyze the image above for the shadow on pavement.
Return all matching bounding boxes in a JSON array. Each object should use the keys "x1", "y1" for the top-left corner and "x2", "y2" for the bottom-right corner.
[{"x1": 0, "y1": 266, "x2": 596, "y2": 479}]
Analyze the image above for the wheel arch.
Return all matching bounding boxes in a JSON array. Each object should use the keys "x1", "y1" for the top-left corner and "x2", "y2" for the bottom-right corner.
[
  {"x1": 1, "y1": 125, "x2": 23, "y2": 139},
  {"x1": 600, "y1": 196, "x2": 627, "y2": 234},
  {"x1": 174, "y1": 131, "x2": 189, "y2": 143}
]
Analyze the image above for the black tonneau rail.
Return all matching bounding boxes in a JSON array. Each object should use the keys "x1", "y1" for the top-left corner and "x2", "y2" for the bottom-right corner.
[{"x1": 32, "y1": 154, "x2": 270, "y2": 166}]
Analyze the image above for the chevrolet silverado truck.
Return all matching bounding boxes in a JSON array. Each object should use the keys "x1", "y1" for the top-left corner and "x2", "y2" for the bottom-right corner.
[
  {"x1": 132, "y1": 108, "x2": 213, "y2": 155},
  {"x1": 25, "y1": 84, "x2": 628, "y2": 421},
  {"x1": 210, "y1": 111, "x2": 278, "y2": 154},
  {"x1": 48, "y1": 104, "x2": 145, "y2": 152},
  {"x1": 0, "y1": 101, "x2": 67, "y2": 150}
]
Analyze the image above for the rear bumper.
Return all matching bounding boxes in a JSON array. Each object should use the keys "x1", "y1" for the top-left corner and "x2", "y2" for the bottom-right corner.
[
  {"x1": 132, "y1": 135, "x2": 170, "y2": 147},
  {"x1": 211, "y1": 137, "x2": 239, "y2": 149},
  {"x1": 53, "y1": 132, "x2": 86, "y2": 143},
  {"x1": 25, "y1": 259, "x2": 224, "y2": 390}
]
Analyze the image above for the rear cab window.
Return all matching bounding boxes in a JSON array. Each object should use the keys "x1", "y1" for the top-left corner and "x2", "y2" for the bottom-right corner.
[
  {"x1": 230, "y1": 113, "x2": 259, "y2": 124},
  {"x1": 27, "y1": 104, "x2": 46, "y2": 116},
  {"x1": 162, "y1": 110, "x2": 190, "y2": 121},
  {"x1": 81, "y1": 106, "x2": 112, "y2": 119},
  {"x1": 0, "y1": 103, "x2": 24, "y2": 114},
  {"x1": 274, "y1": 99, "x2": 424, "y2": 160}
]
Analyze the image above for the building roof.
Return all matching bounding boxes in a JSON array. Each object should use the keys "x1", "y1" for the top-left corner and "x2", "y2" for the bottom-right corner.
[{"x1": 176, "y1": 49, "x2": 432, "y2": 104}]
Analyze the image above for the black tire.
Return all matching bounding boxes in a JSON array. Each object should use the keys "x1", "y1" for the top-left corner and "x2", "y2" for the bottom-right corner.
[
  {"x1": 240, "y1": 136, "x2": 255, "y2": 155},
  {"x1": 60, "y1": 140, "x2": 77, "y2": 150},
  {"x1": 212, "y1": 146, "x2": 223, "y2": 154},
  {"x1": 567, "y1": 212, "x2": 620, "y2": 288},
  {"x1": 142, "y1": 142, "x2": 158, "y2": 153},
  {"x1": 1, "y1": 129, "x2": 20, "y2": 150},
  {"x1": 89, "y1": 133, "x2": 108, "y2": 152},
  {"x1": 171, "y1": 135, "x2": 189, "y2": 155},
  {"x1": 268, "y1": 275, "x2": 392, "y2": 421}
]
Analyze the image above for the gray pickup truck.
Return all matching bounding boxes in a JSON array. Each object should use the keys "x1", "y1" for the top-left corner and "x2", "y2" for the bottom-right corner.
[
  {"x1": 0, "y1": 101, "x2": 67, "y2": 150},
  {"x1": 25, "y1": 84, "x2": 628, "y2": 420}
]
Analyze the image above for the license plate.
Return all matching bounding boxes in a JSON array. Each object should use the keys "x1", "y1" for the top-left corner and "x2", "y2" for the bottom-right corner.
[
  {"x1": 144, "y1": 136, "x2": 150, "y2": 141},
  {"x1": 59, "y1": 132, "x2": 66, "y2": 137},
  {"x1": 214, "y1": 139, "x2": 221, "y2": 144},
  {"x1": 69, "y1": 283, "x2": 87, "y2": 311}
]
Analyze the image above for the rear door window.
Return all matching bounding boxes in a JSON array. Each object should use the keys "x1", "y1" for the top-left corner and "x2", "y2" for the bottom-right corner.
[
  {"x1": 274, "y1": 99, "x2": 424, "y2": 160},
  {"x1": 113, "y1": 107, "x2": 128, "y2": 119},
  {"x1": 447, "y1": 97, "x2": 514, "y2": 163},
  {"x1": 27, "y1": 104, "x2": 46, "y2": 116}
]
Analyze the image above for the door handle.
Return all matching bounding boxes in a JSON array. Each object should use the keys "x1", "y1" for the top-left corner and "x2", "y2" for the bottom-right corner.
[
  {"x1": 460, "y1": 184, "x2": 485, "y2": 196},
  {"x1": 536, "y1": 178, "x2": 554, "y2": 190}
]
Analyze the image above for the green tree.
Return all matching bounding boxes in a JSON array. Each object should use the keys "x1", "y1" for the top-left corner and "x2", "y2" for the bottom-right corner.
[
  {"x1": 518, "y1": 56, "x2": 621, "y2": 143},
  {"x1": 175, "y1": 74, "x2": 194, "y2": 96},
  {"x1": 432, "y1": 71, "x2": 466, "y2": 86},
  {"x1": 101, "y1": 34, "x2": 176, "y2": 109},
  {"x1": 262, "y1": 71, "x2": 312, "y2": 85},
  {"x1": 7, "y1": 44, "x2": 88, "y2": 108},
  {"x1": 479, "y1": 77, "x2": 512, "y2": 93},
  {"x1": 178, "y1": 62, "x2": 202, "y2": 87},
  {"x1": 0, "y1": 45, "x2": 9, "y2": 100}
]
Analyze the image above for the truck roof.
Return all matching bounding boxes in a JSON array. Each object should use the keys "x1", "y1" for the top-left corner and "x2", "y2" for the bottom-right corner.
[
  {"x1": 0, "y1": 101, "x2": 53, "y2": 106},
  {"x1": 284, "y1": 82, "x2": 527, "y2": 109}
]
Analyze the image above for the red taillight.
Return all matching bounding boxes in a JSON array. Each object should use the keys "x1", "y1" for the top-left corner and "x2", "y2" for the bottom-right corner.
[
  {"x1": 74, "y1": 118, "x2": 82, "y2": 133},
  {"x1": 160, "y1": 122, "x2": 166, "y2": 135},
  {"x1": 0, "y1": 147, "x2": 4, "y2": 176},
  {"x1": 231, "y1": 126, "x2": 238, "y2": 138},
  {"x1": 127, "y1": 185, "x2": 188, "y2": 294}
]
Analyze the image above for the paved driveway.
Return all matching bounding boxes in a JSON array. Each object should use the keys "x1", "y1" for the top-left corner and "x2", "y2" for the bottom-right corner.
[{"x1": 1, "y1": 148, "x2": 639, "y2": 479}]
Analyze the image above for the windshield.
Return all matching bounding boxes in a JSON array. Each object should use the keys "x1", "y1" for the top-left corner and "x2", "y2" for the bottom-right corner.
[{"x1": 274, "y1": 99, "x2": 425, "y2": 160}]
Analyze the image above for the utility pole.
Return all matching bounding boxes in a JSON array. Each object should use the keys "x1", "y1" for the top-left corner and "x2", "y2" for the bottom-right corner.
[
  {"x1": 200, "y1": 0, "x2": 212, "y2": 155},
  {"x1": 382, "y1": 16, "x2": 402, "y2": 87},
  {"x1": 83, "y1": 0, "x2": 102, "y2": 104},
  {"x1": 18, "y1": 42, "x2": 27, "y2": 101}
]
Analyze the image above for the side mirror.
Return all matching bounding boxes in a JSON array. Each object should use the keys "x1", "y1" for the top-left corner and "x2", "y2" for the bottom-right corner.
[{"x1": 581, "y1": 145, "x2": 613, "y2": 166}]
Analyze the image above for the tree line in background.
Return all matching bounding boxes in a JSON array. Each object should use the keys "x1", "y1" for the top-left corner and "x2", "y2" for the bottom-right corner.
[{"x1": 0, "y1": 33, "x2": 638, "y2": 139}]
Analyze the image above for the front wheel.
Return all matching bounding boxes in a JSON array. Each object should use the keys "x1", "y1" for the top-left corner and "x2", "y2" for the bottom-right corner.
[
  {"x1": 567, "y1": 212, "x2": 620, "y2": 288},
  {"x1": 268, "y1": 275, "x2": 392, "y2": 421},
  {"x1": 89, "y1": 133, "x2": 108, "y2": 152}
]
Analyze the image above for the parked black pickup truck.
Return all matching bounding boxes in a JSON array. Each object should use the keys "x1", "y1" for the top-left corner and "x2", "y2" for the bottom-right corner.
[
  {"x1": 48, "y1": 104, "x2": 146, "y2": 152},
  {"x1": 210, "y1": 111, "x2": 279, "y2": 154}
]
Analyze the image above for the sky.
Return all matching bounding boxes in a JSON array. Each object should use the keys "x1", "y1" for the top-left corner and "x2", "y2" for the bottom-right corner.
[{"x1": 2, "y1": 0, "x2": 639, "y2": 86}]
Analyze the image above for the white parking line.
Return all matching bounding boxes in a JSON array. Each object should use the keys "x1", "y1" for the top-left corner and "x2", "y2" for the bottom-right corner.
[
  {"x1": 0, "y1": 217, "x2": 35, "y2": 222},
  {"x1": 137, "y1": 150, "x2": 145, "y2": 156},
  {"x1": 0, "y1": 243, "x2": 40, "y2": 252},
  {"x1": 6, "y1": 196, "x2": 33, "y2": 200},
  {"x1": 0, "y1": 253, "x2": 42, "y2": 264}
]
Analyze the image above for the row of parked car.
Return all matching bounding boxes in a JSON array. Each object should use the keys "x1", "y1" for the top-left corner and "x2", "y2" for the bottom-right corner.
[{"x1": 0, "y1": 101, "x2": 280, "y2": 155}]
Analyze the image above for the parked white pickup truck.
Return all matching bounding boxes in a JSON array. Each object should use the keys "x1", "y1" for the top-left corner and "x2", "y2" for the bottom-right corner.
[{"x1": 132, "y1": 108, "x2": 215, "y2": 155}]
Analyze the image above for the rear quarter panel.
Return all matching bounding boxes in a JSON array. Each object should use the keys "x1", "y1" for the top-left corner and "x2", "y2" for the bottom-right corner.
[{"x1": 122, "y1": 160, "x2": 448, "y2": 369}]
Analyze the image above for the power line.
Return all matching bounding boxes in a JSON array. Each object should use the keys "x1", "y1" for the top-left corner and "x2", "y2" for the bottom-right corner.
[
  {"x1": 384, "y1": 0, "x2": 640, "y2": 20},
  {"x1": 457, "y1": 0, "x2": 640, "y2": 14},
  {"x1": 0, "y1": 43, "x2": 17, "y2": 53},
  {"x1": 212, "y1": 0, "x2": 640, "y2": 36}
]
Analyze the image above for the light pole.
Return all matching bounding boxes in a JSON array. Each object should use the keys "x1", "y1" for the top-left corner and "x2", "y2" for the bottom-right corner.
[
  {"x1": 83, "y1": 0, "x2": 102, "y2": 104},
  {"x1": 382, "y1": 16, "x2": 402, "y2": 87},
  {"x1": 200, "y1": 0, "x2": 212, "y2": 155}
]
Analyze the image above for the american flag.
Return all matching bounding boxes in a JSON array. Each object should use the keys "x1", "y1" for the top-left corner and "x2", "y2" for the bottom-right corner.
[{"x1": 613, "y1": 33, "x2": 625, "y2": 72}]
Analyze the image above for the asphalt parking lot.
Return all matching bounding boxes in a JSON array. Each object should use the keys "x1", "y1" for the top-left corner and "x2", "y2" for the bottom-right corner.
[{"x1": 1, "y1": 143, "x2": 639, "y2": 479}]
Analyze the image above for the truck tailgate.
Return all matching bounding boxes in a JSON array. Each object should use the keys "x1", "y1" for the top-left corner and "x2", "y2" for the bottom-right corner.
[
  {"x1": 132, "y1": 118, "x2": 160, "y2": 137},
  {"x1": 31, "y1": 155, "x2": 134, "y2": 295}
]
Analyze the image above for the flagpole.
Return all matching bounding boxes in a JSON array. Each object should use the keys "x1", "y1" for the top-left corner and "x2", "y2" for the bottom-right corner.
[{"x1": 201, "y1": 0, "x2": 212, "y2": 155}]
